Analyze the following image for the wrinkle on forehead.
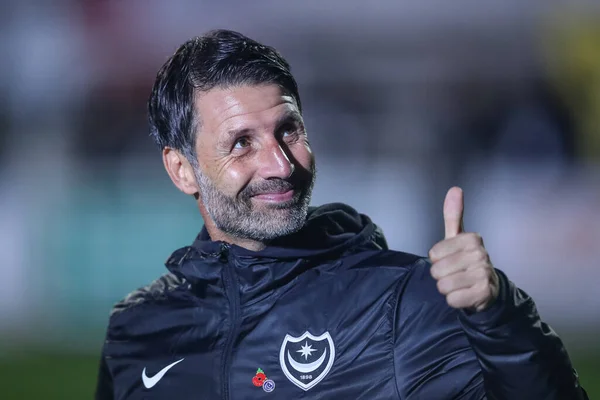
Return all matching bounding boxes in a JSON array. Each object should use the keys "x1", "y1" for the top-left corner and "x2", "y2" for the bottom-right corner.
[{"x1": 195, "y1": 85, "x2": 298, "y2": 135}]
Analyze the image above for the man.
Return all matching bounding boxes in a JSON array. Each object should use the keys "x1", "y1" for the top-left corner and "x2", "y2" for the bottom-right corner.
[{"x1": 95, "y1": 29, "x2": 588, "y2": 399}]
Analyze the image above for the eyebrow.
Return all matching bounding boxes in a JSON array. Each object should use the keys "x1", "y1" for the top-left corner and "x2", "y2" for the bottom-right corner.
[{"x1": 223, "y1": 110, "x2": 303, "y2": 141}]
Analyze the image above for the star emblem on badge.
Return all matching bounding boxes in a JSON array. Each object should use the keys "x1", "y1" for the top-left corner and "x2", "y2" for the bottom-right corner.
[{"x1": 296, "y1": 341, "x2": 317, "y2": 360}]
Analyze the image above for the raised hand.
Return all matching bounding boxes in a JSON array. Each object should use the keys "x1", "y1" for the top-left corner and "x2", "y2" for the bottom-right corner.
[{"x1": 429, "y1": 187, "x2": 499, "y2": 312}]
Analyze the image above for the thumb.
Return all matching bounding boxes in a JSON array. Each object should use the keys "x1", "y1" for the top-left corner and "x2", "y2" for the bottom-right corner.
[{"x1": 444, "y1": 186, "x2": 464, "y2": 239}]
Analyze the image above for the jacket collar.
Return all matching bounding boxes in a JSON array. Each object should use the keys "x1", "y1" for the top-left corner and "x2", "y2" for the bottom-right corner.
[{"x1": 164, "y1": 203, "x2": 388, "y2": 302}]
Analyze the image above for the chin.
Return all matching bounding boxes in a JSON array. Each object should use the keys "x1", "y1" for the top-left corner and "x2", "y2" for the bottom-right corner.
[{"x1": 257, "y1": 208, "x2": 308, "y2": 240}]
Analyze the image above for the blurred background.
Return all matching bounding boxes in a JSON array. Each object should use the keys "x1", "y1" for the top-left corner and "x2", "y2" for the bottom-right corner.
[{"x1": 1, "y1": 0, "x2": 599, "y2": 398}]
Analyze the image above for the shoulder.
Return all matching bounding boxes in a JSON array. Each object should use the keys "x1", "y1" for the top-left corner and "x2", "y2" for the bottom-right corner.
[
  {"x1": 335, "y1": 249, "x2": 429, "y2": 295},
  {"x1": 110, "y1": 272, "x2": 190, "y2": 318},
  {"x1": 101, "y1": 272, "x2": 194, "y2": 362},
  {"x1": 103, "y1": 271, "x2": 194, "y2": 344},
  {"x1": 391, "y1": 257, "x2": 457, "y2": 321},
  {"x1": 366, "y1": 253, "x2": 434, "y2": 302},
  {"x1": 343, "y1": 248, "x2": 426, "y2": 274},
  {"x1": 393, "y1": 256, "x2": 438, "y2": 300},
  {"x1": 109, "y1": 244, "x2": 196, "y2": 319}
]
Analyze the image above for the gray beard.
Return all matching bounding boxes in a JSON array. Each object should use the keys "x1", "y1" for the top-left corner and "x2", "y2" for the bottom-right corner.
[{"x1": 194, "y1": 166, "x2": 315, "y2": 242}]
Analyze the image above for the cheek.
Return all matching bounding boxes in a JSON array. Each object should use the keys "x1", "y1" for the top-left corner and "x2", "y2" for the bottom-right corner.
[
  {"x1": 291, "y1": 142, "x2": 314, "y2": 171},
  {"x1": 214, "y1": 163, "x2": 253, "y2": 195}
]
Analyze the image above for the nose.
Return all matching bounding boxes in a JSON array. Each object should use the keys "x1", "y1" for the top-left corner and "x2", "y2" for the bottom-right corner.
[{"x1": 258, "y1": 141, "x2": 295, "y2": 179}]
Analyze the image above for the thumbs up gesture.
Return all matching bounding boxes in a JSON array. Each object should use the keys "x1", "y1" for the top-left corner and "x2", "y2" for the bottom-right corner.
[{"x1": 429, "y1": 187, "x2": 499, "y2": 312}]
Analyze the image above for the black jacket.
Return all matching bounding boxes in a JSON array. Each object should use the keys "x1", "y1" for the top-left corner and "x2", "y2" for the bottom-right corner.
[{"x1": 96, "y1": 203, "x2": 588, "y2": 399}]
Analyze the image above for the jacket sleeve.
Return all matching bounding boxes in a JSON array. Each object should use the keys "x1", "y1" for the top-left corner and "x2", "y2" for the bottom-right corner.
[
  {"x1": 393, "y1": 258, "x2": 588, "y2": 400},
  {"x1": 95, "y1": 347, "x2": 114, "y2": 400}
]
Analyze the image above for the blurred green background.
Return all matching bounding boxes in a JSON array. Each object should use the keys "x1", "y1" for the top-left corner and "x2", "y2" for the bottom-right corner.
[
  {"x1": 0, "y1": 349, "x2": 594, "y2": 399},
  {"x1": 2, "y1": 350, "x2": 599, "y2": 398}
]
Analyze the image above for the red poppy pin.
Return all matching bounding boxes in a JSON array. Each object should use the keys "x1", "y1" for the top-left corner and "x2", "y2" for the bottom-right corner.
[{"x1": 252, "y1": 368, "x2": 275, "y2": 392}]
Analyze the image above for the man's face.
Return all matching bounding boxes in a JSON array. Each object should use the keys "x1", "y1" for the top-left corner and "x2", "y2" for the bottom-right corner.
[{"x1": 192, "y1": 84, "x2": 315, "y2": 241}]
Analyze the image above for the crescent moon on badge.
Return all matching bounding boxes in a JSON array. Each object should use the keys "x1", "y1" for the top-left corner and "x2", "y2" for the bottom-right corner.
[{"x1": 287, "y1": 348, "x2": 327, "y2": 373}]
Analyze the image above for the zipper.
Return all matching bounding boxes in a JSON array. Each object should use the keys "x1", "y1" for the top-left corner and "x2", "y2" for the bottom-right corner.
[{"x1": 220, "y1": 243, "x2": 241, "y2": 400}]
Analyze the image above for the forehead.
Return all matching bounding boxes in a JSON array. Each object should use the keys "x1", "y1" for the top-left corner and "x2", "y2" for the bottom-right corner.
[{"x1": 195, "y1": 84, "x2": 299, "y2": 135}]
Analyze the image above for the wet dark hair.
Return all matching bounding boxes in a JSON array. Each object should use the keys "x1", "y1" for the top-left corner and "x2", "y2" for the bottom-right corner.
[{"x1": 148, "y1": 29, "x2": 301, "y2": 161}]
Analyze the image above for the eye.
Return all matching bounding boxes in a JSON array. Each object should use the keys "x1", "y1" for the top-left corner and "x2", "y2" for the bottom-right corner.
[
  {"x1": 280, "y1": 124, "x2": 300, "y2": 141},
  {"x1": 233, "y1": 136, "x2": 251, "y2": 150}
]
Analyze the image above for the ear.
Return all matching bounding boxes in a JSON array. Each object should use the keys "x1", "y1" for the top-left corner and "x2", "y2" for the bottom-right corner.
[{"x1": 162, "y1": 147, "x2": 199, "y2": 196}]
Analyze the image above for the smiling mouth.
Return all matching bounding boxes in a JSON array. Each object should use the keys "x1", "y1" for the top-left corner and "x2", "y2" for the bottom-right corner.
[{"x1": 252, "y1": 189, "x2": 295, "y2": 203}]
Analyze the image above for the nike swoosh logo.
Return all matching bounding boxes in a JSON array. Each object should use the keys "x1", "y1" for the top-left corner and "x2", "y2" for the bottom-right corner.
[{"x1": 142, "y1": 358, "x2": 185, "y2": 389}]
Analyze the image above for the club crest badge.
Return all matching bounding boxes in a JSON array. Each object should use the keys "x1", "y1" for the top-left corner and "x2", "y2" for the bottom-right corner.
[{"x1": 279, "y1": 331, "x2": 335, "y2": 391}]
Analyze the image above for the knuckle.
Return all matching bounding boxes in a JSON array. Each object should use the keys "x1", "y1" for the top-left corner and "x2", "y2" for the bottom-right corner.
[
  {"x1": 435, "y1": 258, "x2": 449, "y2": 274},
  {"x1": 437, "y1": 278, "x2": 450, "y2": 295},
  {"x1": 436, "y1": 279, "x2": 445, "y2": 294},
  {"x1": 446, "y1": 292, "x2": 463, "y2": 309},
  {"x1": 428, "y1": 244, "x2": 441, "y2": 261},
  {"x1": 430, "y1": 264, "x2": 439, "y2": 279},
  {"x1": 432, "y1": 262, "x2": 447, "y2": 280},
  {"x1": 474, "y1": 248, "x2": 488, "y2": 263},
  {"x1": 429, "y1": 242, "x2": 445, "y2": 261},
  {"x1": 468, "y1": 233, "x2": 483, "y2": 247},
  {"x1": 428, "y1": 248, "x2": 436, "y2": 261}
]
